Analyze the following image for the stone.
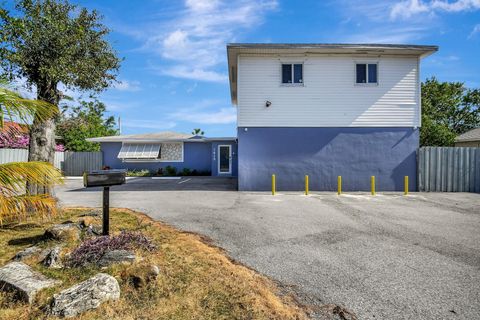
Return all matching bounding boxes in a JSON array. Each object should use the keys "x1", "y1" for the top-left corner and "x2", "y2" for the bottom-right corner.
[
  {"x1": 97, "y1": 250, "x2": 136, "y2": 267},
  {"x1": 44, "y1": 223, "x2": 80, "y2": 241},
  {"x1": 127, "y1": 264, "x2": 160, "y2": 289},
  {"x1": 78, "y1": 216, "x2": 100, "y2": 229},
  {"x1": 12, "y1": 246, "x2": 41, "y2": 261},
  {"x1": 41, "y1": 246, "x2": 63, "y2": 269},
  {"x1": 0, "y1": 262, "x2": 59, "y2": 303},
  {"x1": 48, "y1": 273, "x2": 120, "y2": 318}
]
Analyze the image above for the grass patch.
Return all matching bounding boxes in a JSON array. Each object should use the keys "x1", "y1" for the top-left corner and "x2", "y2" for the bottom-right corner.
[{"x1": 0, "y1": 208, "x2": 308, "y2": 319}]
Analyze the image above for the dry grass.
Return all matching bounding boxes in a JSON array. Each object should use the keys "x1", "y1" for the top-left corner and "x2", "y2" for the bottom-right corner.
[{"x1": 0, "y1": 208, "x2": 309, "y2": 320}]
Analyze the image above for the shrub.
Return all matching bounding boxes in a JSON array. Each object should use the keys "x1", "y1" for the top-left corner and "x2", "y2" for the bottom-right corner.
[
  {"x1": 127, "y1": 169, "x2": 151, "y2": 177},
  {"x1": 181, "y1": 168, "x2": 192, "y2": 176},
  {"x1": 164, "y1": 165, "x2": 177, "y2": 176},
  {"x1": 69, "y1": 231, "x2": 156, "y2": 267}
]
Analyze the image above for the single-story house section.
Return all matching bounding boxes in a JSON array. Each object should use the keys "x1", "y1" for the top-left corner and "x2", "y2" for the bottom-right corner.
[
  {"x1": 87, "y1": 132, "x2": 238, "y2": 177},
  {"x1": 455, "y1": 128, "x2": 480, "y2": 147}
]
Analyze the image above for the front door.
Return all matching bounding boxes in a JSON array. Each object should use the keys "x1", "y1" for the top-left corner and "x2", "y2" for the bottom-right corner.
[{"x1": 218, "y1": 145, "x2": 231, "y2": 174}]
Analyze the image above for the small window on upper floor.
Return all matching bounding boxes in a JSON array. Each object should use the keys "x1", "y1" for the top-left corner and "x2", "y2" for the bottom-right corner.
[
  {"x1": 356, "y1": 63, "x2": 378, "y2": 84},
  {"x1": 282, "y1": 63, "x2": 303, "y2": 84}
]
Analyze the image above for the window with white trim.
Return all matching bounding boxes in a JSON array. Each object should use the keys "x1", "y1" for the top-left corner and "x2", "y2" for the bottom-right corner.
[
  {"x1": 117, "y1": 142, "x2": 184, "y2": 162},
  {"x1": 356, "y1": 63, "x2": 378, "y2": 84},
  {"x1": 282, "y1": 63, "x2": 303, "y2": 84}
]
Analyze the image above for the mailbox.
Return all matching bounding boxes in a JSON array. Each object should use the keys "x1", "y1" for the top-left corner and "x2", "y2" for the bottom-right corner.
[
  {"x1": 83, "y1": 169, "x2": 126, "y2": 235},
  {"x1": 83, "y1": 170, "x2": 126, "y2": 188}
]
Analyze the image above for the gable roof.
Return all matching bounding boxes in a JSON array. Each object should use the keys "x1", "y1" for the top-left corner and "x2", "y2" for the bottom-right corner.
[
  {"x1": 87, "y1": 131, "x2": 236, "y2": 143},
  {"x1": 455, "y1": 128, "x2": 480, "y2": 142},
  {"x1": 227, "y1": 43, "x2": 439, "y2": 105}
]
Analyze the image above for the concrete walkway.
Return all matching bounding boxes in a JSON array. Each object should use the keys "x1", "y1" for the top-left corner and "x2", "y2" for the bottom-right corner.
[{"x1": 56, "y1": 178, "x2": 480, "y2": 319}]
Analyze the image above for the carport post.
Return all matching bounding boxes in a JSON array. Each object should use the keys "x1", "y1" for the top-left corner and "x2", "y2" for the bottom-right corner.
[{"x1": 103, "y1": 187, "x2": 110, "y2": 235}]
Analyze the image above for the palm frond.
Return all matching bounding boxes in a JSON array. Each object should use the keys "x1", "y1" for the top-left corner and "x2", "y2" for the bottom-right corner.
[
  {"x1": 0, "y1": 85, "x2": 57, "y2": 127},
  {"x1": 0, "y1": 161, "x2": 64, "y2": 193},
  {"x1": 0, "y1": 194, "x2": 58, "y2": 224}
]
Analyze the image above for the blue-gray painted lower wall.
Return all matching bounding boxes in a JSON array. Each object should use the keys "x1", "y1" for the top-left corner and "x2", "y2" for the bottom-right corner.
[
  {"x1": 100, "y1": 141, "x2": 238, "y2": 177},
  {"x1": 237, "y1": 127, "x2": 419, "y2": 191},
  {"x1": 101, "y1": 142, "x2": 212, "y2": 173}
]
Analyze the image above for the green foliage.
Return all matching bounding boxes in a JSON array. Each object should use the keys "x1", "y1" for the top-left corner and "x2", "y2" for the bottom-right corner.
[
  {"x1": 164, "y1": 165, "x2": 177, "y2": 176},
  {"x1": 421, "y1": 77, "x2": 480, "y2": 146},
  {"x1": 191, "y1": 128, "x2": 204, "y2": 136},
  {"x1": 126, "y1": 169, "x2": 151, "y2": 177},
  {"x1": 0, "y1": 0, "x2": 121, "y2": 95},
  {"x1": 56, "y1": 99, "x2": 118, "y2": 151}
]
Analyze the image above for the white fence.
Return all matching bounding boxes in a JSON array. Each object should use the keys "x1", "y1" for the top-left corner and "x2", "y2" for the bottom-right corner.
[{"x1": 0, "y1": 148, "x2": 103, "y2": 176}]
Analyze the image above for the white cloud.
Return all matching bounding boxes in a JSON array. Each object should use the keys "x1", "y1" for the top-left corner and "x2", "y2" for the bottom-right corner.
[
  {"x1": 345, "y1": 26, "x2": 429, "y2": 43},
  {"x1": 113, "y1": 80, "x2": 141, "y2": 92},
  {"x1": 468, "y1": 23, "x2": 480, "y2": 38},
  {"x1": 390, "y1": 0, "x2": 429, "y2": 19},
  {"x1": 121, "y1": 119, "x2": 177, "y2": 130},
  {"x1": 390, "y1": 0, "x2": 480, "y2": 20},
  {"x1": 170, "y1": 107, "x2": 236, "y2": 124},
  {"x1": 144, "y1": 0, "x2": 277, "y2": 82}
]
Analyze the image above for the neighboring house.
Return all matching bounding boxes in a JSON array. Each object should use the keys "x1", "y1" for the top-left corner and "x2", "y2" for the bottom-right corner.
[
  {"x1": 454, "y1": 128, "x2": 480, "y2": 147},
  {"x1": 227, "y1": 43, "x2": 437, "y2": 191},
  {"x1": 87, "y1": 132, "x2": 238, "y2": 176}
]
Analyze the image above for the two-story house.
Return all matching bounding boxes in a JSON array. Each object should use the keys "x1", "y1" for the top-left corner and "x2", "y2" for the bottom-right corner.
[{"x1": 227, "y1": 43, "x2": 437, "y2": 191}]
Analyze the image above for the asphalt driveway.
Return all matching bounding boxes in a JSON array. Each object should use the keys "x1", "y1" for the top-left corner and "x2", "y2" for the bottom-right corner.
[{"x1": 56, "y1": 177, "x2": 480, "y2": 319}]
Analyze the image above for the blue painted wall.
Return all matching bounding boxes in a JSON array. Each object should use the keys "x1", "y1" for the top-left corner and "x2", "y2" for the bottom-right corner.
[
  {"x1": 237, "y1": 127, "x2": 419, "y2": 191},
  {"x1": 101, "y1": 142, "x2": 212, "y2": 173},
  {"x1": 211, "y1": 141, "x2": 238, "y2": 177}
]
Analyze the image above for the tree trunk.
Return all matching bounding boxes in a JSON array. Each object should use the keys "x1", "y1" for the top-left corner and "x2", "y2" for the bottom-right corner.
[{"x1": 27, "y1": 80, "x2": 59, "y2": 195}]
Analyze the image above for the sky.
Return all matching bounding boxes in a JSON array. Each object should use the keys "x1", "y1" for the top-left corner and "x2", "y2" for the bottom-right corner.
[{"x1": 7, "y1": 0, "x2": 480, "y2": 136}]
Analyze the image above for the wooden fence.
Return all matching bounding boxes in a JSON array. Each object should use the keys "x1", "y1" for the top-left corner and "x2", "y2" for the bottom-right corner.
[
  {"x1": 418, "y1": 147, "x2": 480, "y2": 192},
  {"x1": 0, "y1": 149, "x2": 103, "y2": 176}
]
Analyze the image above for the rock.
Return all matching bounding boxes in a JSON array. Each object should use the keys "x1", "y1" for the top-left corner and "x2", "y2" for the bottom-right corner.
[
  {"x1": 128, "y1": 264, "x2": 160, "y2": 289},
  {"x1": 0, "y1": 262, "x2": 59, "y2": 303},
  {"x1": 12, "y1": 246, "x2": 41, "y2": 261},
  {"x1": 41, "y1": 246, "x2": 63, "y2": 269},
  {"x1": 97, "y1": 250, "x2": 135, "y2": 267},
  {"x1": 48, "y1": 273, "x2": 120, "y2": 318},
  {"x1": 78, "y1": 216, "x2": 100, "y2": 229},
  {"x1": 44, "y1": 223, "x2": 80, "y2": 241}
]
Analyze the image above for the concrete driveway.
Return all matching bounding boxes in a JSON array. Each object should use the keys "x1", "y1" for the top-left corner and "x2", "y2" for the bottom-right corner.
[{"x1": 56, "y1": 177, "x2": 480, "y2": 319}]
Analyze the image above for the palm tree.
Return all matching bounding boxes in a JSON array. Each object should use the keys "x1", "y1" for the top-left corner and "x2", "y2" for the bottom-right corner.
[
  {"x1": 0, "y1": 80, "x2": 63, "y2": 224},
  {"x1": 192, "y1": 128, "x2": 204, "y2": 136}
]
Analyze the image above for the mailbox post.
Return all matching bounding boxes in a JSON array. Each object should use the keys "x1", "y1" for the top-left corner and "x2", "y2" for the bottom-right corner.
[{"x1": 83, "y1": 170, "x2": 126, "y2": 235}]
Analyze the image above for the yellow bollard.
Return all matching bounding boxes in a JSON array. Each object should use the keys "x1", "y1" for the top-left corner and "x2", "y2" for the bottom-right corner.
[
  {"x1": 371, "y1": 176, "x2": 376, "y2": 196},
  {"x1": 337, "y1": 176, "x2": 342, "y2": 195},
  {"x1": 305, "y1": 175, "x2": 309, "y2": 195},
  {"x1": 272, "y1": 174, "x2": 276, "y2": 196},
  {"x1": 404, "y1": 176, "x2": 409, "y2": 195}
]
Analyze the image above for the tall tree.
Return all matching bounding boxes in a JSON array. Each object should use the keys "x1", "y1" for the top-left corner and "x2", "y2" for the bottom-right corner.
[
  {"x1": 0, "y1": 0, "x2": 120, "y2": 193},
  {"x1": 56, "y1": 99, "x2": 118, "y2": 151},
  {"x1": 421, "y1": 78, "x2": 480, "y2": 146},
  {"x1": 0, "y1": 79, "x2": 63, "y2": 223}
]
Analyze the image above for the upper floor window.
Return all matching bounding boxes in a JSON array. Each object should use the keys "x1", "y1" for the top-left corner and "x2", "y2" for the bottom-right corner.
[
  {"x1": 356, "y1": 63, "x2": 378, "y2": 84},
  {"x1": 282, "y1": 63, "x2": 303, "y2": 84}
]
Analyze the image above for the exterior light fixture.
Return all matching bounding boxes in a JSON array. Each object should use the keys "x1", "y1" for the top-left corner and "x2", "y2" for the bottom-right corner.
[{"x1": 265, "y1": 100, "x2": 272, "y2": 107}]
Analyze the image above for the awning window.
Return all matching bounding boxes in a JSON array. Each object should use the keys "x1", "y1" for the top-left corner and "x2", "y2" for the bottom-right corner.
[{"x1": 117, "y1": 143, "x2": 161, "y2": 159}]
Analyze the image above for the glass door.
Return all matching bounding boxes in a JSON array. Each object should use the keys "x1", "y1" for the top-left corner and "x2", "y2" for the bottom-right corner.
[{"x1": 218, "y1": 145, "x2": 231, "y2": 174}]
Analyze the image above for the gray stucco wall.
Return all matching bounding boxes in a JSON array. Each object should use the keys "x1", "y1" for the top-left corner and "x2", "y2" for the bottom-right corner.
[{"x1": 237, "y1": 127, "x2": 419, "y2": 191}]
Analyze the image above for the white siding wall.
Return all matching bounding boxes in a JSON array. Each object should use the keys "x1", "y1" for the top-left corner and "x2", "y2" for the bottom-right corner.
[{"x1": 237, "y1": 55, "x2": 420, "y2": 127}]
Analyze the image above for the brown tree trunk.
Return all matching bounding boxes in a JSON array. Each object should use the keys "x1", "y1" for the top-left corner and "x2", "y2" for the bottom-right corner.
[{"x1": 27, "y1": 80, "x2": 60, "y2": 195}]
